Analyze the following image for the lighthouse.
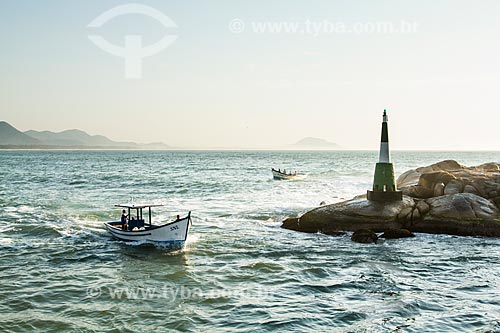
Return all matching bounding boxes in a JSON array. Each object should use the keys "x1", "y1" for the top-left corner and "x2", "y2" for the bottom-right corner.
[{"x1": 367, "y1": 109, "x2": 403, "y2": 202}]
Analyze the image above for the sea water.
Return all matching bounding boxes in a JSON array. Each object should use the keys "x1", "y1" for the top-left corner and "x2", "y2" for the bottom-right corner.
[{"x1": 0, "y1": 150, "x2": 499, "y2": 332}]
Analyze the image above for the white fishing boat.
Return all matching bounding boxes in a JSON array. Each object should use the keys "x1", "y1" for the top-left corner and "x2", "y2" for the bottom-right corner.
[
  {"x1": 104, "y1": 203, "x2": 191, "y2": 247},
  {"x1": 271, "y1": 168, "x2": 305, "y2": 180}
]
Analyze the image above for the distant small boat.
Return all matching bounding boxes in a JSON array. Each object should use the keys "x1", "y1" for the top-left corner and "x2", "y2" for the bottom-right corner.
[
  {"x1": 271, "y1": 168, "x2": 305, "y2": 180},
  {"x1": 104, "y1": 203, "x2": 191, "y2": 248}
]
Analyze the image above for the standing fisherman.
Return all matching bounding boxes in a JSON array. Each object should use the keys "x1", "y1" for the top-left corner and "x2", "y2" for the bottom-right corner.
[{"x1": 120, "y1": 209, "x2": 128, "y2": 230}]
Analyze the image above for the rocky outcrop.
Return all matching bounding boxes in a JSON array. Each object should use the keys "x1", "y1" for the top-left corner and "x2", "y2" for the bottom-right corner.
[
  {"x1": 282, "y1": 160, "x2": 500, "y2": 238},
  {"x1": 397, "y1": 160, "x2": 500, "y2": 201},
  {"x1": 351, "y1": 229, "x2": 378, "y2": 243},
  {"x1": 379, "y1": 228, "x2": 415, "y2": 239},
  {"x1": 291, "y1": 196, "x2": 416, "y2": 233}
]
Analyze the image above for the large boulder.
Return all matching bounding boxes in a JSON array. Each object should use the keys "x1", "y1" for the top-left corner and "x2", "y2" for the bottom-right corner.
[
  {"x1": 397, "y1": 160, "x2": 500, "y2": 200},
  {"x1": 397, "y1": 160, "x2": 464, "y2": 188},
  {"x1": 443, "y1": 180, "x2": 464, "y2": 195},
  {"x1": 426, "y1": 193, "x2": 498, "y2": 220},
  {"x1": 410, "y1": 193, "x2": 500, "y2": 237},
  {"x1": 288, "y1": 196, "x2": 416, "y2": 234}
]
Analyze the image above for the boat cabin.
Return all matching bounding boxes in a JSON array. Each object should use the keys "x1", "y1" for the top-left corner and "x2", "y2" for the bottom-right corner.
[{"x1": 115, "y1": 203, "x2": 164, "y2": 230}]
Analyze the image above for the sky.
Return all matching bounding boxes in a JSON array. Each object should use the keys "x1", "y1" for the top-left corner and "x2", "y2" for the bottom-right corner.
[{"x1": 1, "y1": 0, "x2": 499, "y2": 150}]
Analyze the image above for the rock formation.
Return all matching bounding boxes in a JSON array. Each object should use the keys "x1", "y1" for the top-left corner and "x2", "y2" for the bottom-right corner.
[
  {"x1": 282, "y1": 160, "x2": 500, "y2": 237},
  {"x1": 351, "y1": 229, "x2": 378, "y2": 243},
  {"x1": 379, "y1": 228, "x2": 415, "y2": 239}
]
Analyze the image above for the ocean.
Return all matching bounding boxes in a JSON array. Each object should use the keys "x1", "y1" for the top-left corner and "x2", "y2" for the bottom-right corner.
[{"x1": 0, "y1": 150, "x2": 499, "y2": 332}]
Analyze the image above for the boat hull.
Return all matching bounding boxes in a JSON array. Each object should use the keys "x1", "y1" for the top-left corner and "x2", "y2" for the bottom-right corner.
[
  {"x1": 104, "y1": 213, "x2": 191, "y2": 246},
  {"x1": 272, "y1": 169, "x2": 303, "y2": 180}
]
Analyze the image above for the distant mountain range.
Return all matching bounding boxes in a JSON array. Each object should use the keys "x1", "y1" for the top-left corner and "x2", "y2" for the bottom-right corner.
[
  {"x1": 292, "y1": 137, "x2": 340, "y2": 149},
  {"x1": 0, "y1": 121, "x2": 341, "y2": 150},
  {"x1": 0, "y1": 121, "x2": 171, "y2": 149}
]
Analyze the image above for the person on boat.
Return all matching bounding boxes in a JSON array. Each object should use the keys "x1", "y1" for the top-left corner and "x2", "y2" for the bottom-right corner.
[{"x1": 120, "y1": 210, "x2": 128, "y2": 230}]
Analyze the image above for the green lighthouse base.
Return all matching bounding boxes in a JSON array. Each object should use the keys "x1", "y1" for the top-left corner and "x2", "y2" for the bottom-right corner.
[
  {"x1": 367, "y1": 162, "x2": 403, "y2": 202},
  {"x1": 367, "y1": 190, "x2": 403, "y2": 202}
]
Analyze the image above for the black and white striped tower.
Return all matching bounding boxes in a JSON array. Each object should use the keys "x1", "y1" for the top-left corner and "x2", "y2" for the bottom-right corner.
[
  {"x1": 367, "y1": 109, "x2": 403, "y2": 202},
  {"x1": 379, "y1": 110, "x2": 390, "y2": 163}
]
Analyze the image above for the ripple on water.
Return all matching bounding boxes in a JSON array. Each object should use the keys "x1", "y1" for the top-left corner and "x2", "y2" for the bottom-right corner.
[
  {"x1": 1, "y1": 151, "x2": 500, "y2": 332},
  {"x1": 241, "y1": 261, "x2": 285, "y2": 274}
]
